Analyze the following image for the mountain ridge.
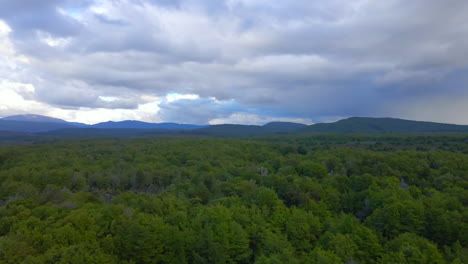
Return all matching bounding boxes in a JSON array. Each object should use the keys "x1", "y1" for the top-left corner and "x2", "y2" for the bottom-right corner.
[
  {"x1": 0, "y1": 114, "x2": 206, "y2": 132},
  {"x1": 190, "y1": 122, "x2": 309, "y2": 137},
  {"x1": 92, "y1": 120, "x2": 206, "y2": 130},
  {"x1": 299, "y1": 117, "x2": 468, "y2": 134},
  {"x1": 1, "y1": 114, "x2": 468, "y2": 136}
]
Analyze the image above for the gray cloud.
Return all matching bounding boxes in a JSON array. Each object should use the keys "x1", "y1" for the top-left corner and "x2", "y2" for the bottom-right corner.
[
  {"x1": 0, "y1": 0, "x2": 86, "y2": 37},
  {"x1": 1, "y1": 0, "x2": 468, "y2": 123},
  {"x1": 158, "y1": 97, "x2": 244, "y2": 124},
  {"x1": 32, "y1": 78, "x2": 141, "y2": 110}
]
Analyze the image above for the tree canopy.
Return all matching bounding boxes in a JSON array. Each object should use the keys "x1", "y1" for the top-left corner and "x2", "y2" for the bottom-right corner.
[{"x1": 0, "y1": 135, "x2": 467, "y2": 263}]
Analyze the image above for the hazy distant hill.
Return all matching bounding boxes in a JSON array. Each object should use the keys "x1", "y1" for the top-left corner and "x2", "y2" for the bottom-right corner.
[
  {"x1": 2, "y1": 114, "x2": 88, "y2": 127},
  {"x1": 190, "y1": 124, "x2": 267, "y2": 137},
  {"x1": 91, "y1": 120, "x2": 205, "y2": 130},
  {"x1": 2, "y1": 114, "x2": 468, "y2": 136},
  {"x1": 0, "y1": 114, "x2": 206, "y2": 133},
  {"x1": 263, "y1": 122, "x2": 308, "y2": 130},
  {"x1": 38, "y1": 128, "x2": 177, "y2": 137},
  {"x1": 2, "y1": 114, "x2": 68, "y2": 123},
  {"x1": 190, "y1": 122, "x2": 308, "y2": 137},
  {"x1": 300, "y1": 117, "x2": 468, "y2": 133},
  {"x1": 0, "y1": 120, "x2": 78, "y2": 133}
]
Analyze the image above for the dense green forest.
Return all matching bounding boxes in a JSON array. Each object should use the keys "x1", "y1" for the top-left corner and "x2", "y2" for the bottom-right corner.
[{"x1": 0, "y1": 135, "x2": 467, "y2": 263}]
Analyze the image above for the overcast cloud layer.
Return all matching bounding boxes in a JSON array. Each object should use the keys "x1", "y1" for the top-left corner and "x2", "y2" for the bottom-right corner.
[{"x1": 1, "y1": 0, "x2": 468, "y2": 124}]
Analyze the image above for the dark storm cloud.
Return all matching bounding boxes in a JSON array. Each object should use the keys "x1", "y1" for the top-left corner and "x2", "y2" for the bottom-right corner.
[{"x1": 1, "y1": 0, "x2": 468, "y2": 123}]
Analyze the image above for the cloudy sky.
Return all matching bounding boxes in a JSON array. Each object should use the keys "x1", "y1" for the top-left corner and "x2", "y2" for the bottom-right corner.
[{"x1": 1, "y1": 0, "x2": 467, "y2": 125}]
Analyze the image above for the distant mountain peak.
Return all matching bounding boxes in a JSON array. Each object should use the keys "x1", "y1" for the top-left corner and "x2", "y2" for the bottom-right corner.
[{"x1": 2, "y1": 114, "x2": 68, "y2": 123}]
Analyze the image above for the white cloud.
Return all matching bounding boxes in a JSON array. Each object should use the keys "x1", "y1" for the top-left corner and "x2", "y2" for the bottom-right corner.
[
  {"x1": 0, "y1": 20, "x2": 14, "y2": 57},
  {"x1": 0, "y1": 20, "x2": 29, "y2": 65},
  {"x1": 166, "y1": 93, "x2": 199, "y2": 102},
  {"x1": 37, "y1": 31, "x2": 70, "y2": 47},
  {"x1": 0, "y1": 80, "x2": 50, "y2": 117},
  {"x1": 50, "y1": 100, "x2": 162, "y2": 124}
]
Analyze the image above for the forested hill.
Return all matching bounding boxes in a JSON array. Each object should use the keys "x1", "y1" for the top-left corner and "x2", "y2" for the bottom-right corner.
[
  {"x1": 188, "y1": 117, "x2": 468, "y2": 137},
  {"x1": 2, "y1": 115, "x2": 468, "y2": 137},
  {"x1": 300, "y1": 117, "x2": 468, "y2": 134},
  {"x1": 37, "y1": 128, "x2": 176, "y2": 137},
  {"x1": 91, "y1": 120, "x2": 206, "y2": 130},
  {"x1": 263, "y1": 121, "x2": 308, "y2": 130},
  {"x1": 188, "y1": 122, "x2": 307, "y2": 137}
]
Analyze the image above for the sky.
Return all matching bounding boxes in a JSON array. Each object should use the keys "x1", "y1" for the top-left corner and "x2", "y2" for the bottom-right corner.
[{"x1": 0, "y1": 0, "x2": 468, "y2": 125}]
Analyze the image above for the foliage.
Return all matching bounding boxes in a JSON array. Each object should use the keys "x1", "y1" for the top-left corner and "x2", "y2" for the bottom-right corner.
[{"x1": 0, "y1": 135, "x2": 467, "y2": 263}]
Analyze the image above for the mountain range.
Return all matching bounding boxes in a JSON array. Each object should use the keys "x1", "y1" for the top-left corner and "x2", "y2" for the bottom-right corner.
[
  {"x1": 0, "y1": 114, "x2": 206, "y2": 133},
  {"x1": 1, "y1": 114, "x2": 468, "y2": 137}
]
